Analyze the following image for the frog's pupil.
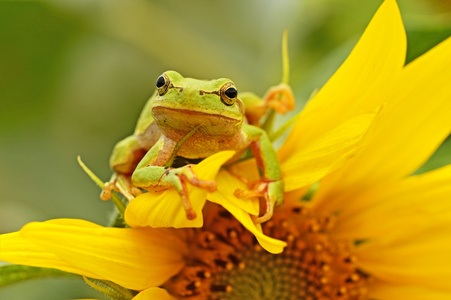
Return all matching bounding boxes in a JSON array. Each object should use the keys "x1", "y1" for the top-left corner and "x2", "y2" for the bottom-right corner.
[
  {"x1": 225, "y1": 87, "x2": 237, "y2": 99},
  {"x1": 156, "y1": 76, "x2": 166, "y2": 88}
]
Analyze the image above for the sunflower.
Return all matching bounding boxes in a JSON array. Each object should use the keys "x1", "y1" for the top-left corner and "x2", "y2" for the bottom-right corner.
[{"x1": 1, "y1": 0, "x2": 451, "y2": 299}]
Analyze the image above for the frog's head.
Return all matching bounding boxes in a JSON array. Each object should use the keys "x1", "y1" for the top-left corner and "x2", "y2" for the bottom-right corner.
[{"x1": 152, "y1": 70, "x2": 245, "y2": 137}]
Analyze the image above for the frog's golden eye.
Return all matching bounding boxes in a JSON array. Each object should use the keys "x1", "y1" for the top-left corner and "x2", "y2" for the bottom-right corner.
[
  {"x1": 220, "y1": 82, "x2": 238, "y2": 106},
  {"x1": 156, "y1": 73, "x2": 170, "y2": 96}
]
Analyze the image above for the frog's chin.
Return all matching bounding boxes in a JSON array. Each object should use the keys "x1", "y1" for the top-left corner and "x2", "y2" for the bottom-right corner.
[{"x1": 152, "y1": 106, "x2": 242, "y2": 137}]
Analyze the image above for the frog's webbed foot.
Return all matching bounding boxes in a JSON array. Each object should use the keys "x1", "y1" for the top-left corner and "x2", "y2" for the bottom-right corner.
[
  {"x1": 159, "y1": 165, "x2": 217, "y2": 220},
  {"x1": 101, "y1": 173, "x2": 142, "y2": 202},
  {"x1": 263, "y1": 83, "x2": 295, "y2": 114},
  {"x1": 234, "y1": 179, "x2": 283, "y2": 224}
]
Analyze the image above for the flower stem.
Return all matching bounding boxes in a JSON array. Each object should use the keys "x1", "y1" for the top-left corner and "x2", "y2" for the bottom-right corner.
[{"x1": 77, "y1": 156, "x2": 126, "y2": 218}]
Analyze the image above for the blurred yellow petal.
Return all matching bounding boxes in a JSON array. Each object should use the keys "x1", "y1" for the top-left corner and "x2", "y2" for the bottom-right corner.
[
  {"x1": 355, "y1": 225, "x2": 451, "y2": 292},
  {"x1": 208, "y1": 171, "x2": 260, "y2": 216},
  {"x1": 281, "y1": 111, "x2": 379, "y2": 191},
  {"x1": 125, "y1": 151, "x2": 235, "y2": 228},
  {"x1": 18, "y1": 220, "x2": 187, "y2": 291},
  {"x1": 208, "y1": 189, "x2": 286, "y2": 254},
  {"x1": 279, "y1": 0, "x2": 405, "y2": 158},
  {"x1": 45, "y1": 218, "x2": 103, "y2": 228},
  {"x1": 316, "y1": 37, "x2": 451, "y2": 206},
  {"x1": 332, "y1": 164, "x2": 451, "y2": 241},
  {"x1": 133, "y1": 287, "x2": 175, "y2": 300},
  {"x1": 226, "y1": 158, "x2": 261, "y2": 182},
  {"x1": 0, "y1": 232, "x2": 98, "y2": 278},
  {"x1": 368, "y1": 282, "x2": 451, "y2": 300}
]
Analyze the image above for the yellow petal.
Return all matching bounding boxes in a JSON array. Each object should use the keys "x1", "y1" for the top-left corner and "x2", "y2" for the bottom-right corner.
[
  {"x1": 355, "y1": 225, "x2": 451, "y2": 292},
  {"x1": 281, "y1": 111, "x2": 379, "y2": 191},
  {"x1": 0, "y1": 232, "x2": 98, "y2": 278},
  {"x1": 208, "y1": 190, "x2": 286, "y2": 254},
  {"x1": 332, "y1": 164, "x2": 451, "y2": 241},
  {"x1": 125, "y1": 151, "x2": 235, "y2": 228},
  {"x1": 208, "y1": 170, "x2": 260, "y2": 216},
  {"x1": 17, "y1": 219, "x2": 187, "y2": 291},
  {"x1": 124, "y1": 188, "x2": 205, "y2": 228},
  {"x1": 226, "y1": 158, "x2": 261, "y2": 182},
  {"x1": 368, "y1": 281, "x2": 451, "y2": 300},
  {"x1": 317, "y1": 37, "x2": 451, "y2": 204},
  {"x1": 279, "y1": 0, "x2": 406, "y2": 159},
  {"x1": 133, "y1": 287, "x2": 176, "y2": 300}
]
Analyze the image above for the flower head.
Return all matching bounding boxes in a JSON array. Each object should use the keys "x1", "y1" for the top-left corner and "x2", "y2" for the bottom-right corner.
[{"x1": 1, "y1": 0, "x2": 451, "y2": 299}]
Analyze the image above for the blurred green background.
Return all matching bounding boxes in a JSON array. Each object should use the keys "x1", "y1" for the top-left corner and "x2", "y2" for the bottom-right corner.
[{"x1": 0, "y1": 0, "x2": 450, "y2": 299}]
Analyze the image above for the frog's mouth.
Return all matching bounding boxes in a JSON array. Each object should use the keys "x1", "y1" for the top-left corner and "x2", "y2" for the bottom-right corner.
[{"x1": 152, "y1": 106, "x2": 242, "y2": 137}]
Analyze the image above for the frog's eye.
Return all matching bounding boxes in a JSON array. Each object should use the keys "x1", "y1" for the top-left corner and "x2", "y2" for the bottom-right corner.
[
  {"x1": 220, "y1": 83, "x2": 238, "y2": 106},
  {"x1": 156, "y1": 73, "x2": 170, "y2": 96}
]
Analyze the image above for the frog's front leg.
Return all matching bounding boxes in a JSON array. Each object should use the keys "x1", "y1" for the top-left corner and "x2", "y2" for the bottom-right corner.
[
  {"x1": 238, "y1": 124, "x2": 284, "y2": 224},
  {"x1": 132, "y1": 135, "x2": 216, "y2": 220},
  {"x1": 101, "y1": 135, "x2": 147, "y2": 201}
]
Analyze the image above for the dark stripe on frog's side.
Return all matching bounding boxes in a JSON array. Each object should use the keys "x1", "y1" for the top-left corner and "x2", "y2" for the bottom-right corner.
[
  {"x1": 170, "y1": 156, "x2": 205, "y2": 168},
  {"x1": 199, "y1": 90, "x2": 220, "y2": 96}
]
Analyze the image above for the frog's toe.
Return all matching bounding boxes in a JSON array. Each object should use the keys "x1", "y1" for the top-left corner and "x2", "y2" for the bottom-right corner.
[
  {"x1": 255, "y1": 209, "x2": 273, "y2": 224},
  {"x1": 233, "y1": 188, "x2": 261, "y2": 199},
  {"x1": 169, "y1": 173, "x2": 197, "y2": 220},
  {"x1": 234, "y1": 179, "x2": 282, "y2": 224},
  {"x1": 100, "y1": 186, "x2": 112, "y2": 201},
  {"x1": 100, "y1": 179, "x2": 118, "y2": 201},
  {"x1": 185, "y1": 207, "x2": 197, "y2": 220},
  {"x1": 180, "y1": 165, "x2": 217, "y2": 193},
  {"x1": 101, "y1": 174, "x2": 136, "y2": 202},
  {"x1": 264, "y1": 83, "x2": 295, "y2": 114}
]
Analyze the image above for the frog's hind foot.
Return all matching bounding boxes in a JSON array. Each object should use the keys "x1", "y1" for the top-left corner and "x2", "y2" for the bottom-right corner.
[
  {"x1": 101, "y1": 173, "x2": 140, "y2": 202},
  {"x1": 100, "y1": 182, "x2": 115, "y2": 201},
  {"x1": 234, "y1": 179, "x2": 283, "y2": 225},
  {"x1": 263, "y1": 83, "x2": 295, "y2": 114}
]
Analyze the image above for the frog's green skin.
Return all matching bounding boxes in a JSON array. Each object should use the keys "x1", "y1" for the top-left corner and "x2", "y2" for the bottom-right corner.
[{"x1": 103, "y1": 71, "x2": 283, "y2": 223}]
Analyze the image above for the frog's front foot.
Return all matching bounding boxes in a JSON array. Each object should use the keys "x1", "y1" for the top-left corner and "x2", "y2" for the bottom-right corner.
[
  {"x1": 143, "y1": 165, "x2": 217, "y2": 220},
  {"x1": 101, "y1": 173, "x2": 142, "y2": 202},
  {"x1": 234, "y1": 179, "x2": 283, "y2": 224},
  {"x1": 264, "y1": 83, "x2": 295, "y2": 114}
]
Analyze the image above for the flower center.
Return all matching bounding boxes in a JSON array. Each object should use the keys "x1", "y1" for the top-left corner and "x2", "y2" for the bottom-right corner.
[{"x1": 163, "y1": 203, "x2": 370, "y2": 299}]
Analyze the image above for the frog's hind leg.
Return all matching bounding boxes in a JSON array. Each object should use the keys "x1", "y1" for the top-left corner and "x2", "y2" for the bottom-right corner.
[
  {"x1": 101, "y1": 135, "x2": 146, "y2": 201},
  {"x1": 240, "y1": 84, "x2": 295, "y2": 126},
  {"x1": 237, "y1": 124, "x2": 284, "y2": 224},
  {"x1": 263, "y1": 83, "x2": 295, "y2": 114}
]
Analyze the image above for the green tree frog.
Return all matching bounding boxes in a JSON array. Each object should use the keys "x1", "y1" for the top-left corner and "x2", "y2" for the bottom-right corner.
[{"x1": 101, "y1": 71, "x2": 294, "y2": 223}]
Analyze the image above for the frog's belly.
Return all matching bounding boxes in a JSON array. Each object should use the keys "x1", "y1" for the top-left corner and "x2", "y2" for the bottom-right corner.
[{"x1": 176, "y1": 132, "x2": 249, "y2": 159}]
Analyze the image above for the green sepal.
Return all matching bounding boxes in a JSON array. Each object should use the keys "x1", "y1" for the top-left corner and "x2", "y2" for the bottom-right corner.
[
  {"x1": 108, "y1": 206, "x2": 127, "y2": 228},
  {"x1": 83, "y1": 276, "x2": 137, "y2": 300},
  {"x1": 77, "y1": 156, "x2": 127, "y2": 220},
  {"x1": 268, "y1": 111, "x2": 300, "y2": 143},
  {"x1": 0, "y1": 264, "x2": 78, "y2": 288}
]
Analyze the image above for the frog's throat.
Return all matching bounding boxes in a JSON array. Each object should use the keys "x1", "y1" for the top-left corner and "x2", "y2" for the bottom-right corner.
[{"x1": 152, "y1": 105, "x2": 241, "y2": 122}]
